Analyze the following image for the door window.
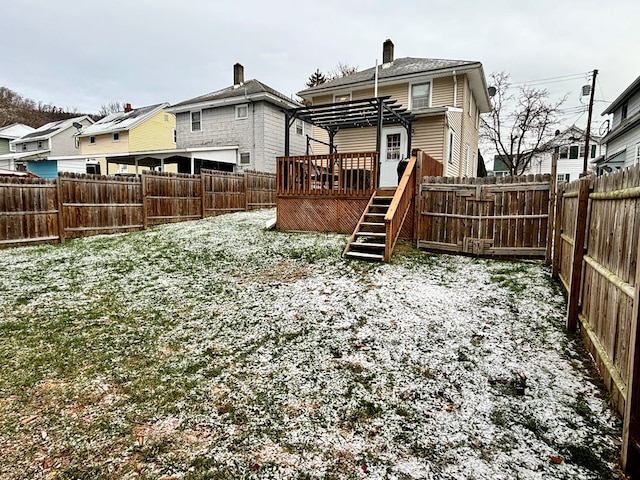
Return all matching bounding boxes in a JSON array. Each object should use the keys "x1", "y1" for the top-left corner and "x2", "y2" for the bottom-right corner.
[{"x1": 386, "y1": 133, "x2": 401, "y2": 161}]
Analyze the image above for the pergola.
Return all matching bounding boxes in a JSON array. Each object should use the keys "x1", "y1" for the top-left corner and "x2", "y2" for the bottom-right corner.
[{"x1": 284, "y1": 96, "x2": 415, "y2": 161}]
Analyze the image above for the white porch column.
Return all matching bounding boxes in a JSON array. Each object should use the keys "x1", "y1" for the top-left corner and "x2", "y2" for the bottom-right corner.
[
  {"x1": 135, "y1": 158, "x2": 139, "y2": 174},
  {"x1": 160, "y1": 158, "x2": 165, "y2": 172},
  {"x1": 190, "y1": 155, "x2": 195, "y2": 175}
]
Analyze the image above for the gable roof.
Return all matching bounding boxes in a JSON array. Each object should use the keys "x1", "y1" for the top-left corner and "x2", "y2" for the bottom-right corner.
[
  {"x1": 14, "y1": 116, "x2": 93, "y2": 143},
  {"x1": 298, "y1": 57, "x2": 491, "y2": 112},
  {"x1": 78, "y1": 103, "x2": 169, "y2": 138},
  {"x1": 602, "y1": 75, "x2": 640, "y2": 115},
  {"x1": 0, "y1": 123, "x2": 35, "y2": 140},
  {"x1": 168, "y1": 79, "x2": 301, "y2": 113}
]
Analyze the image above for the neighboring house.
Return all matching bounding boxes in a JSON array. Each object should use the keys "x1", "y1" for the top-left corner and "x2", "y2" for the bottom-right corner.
[
  {"x1": 76, "y1": 103, "x2": 177, "y2": 175},
  {"x1": 167, "y1": 63, "x2": 308, "y2": 174},
  {"x1": 594, "y1": 75, "x2": 640, "y2": 174},
  {"x1": 0, "y1": 116, "x2": 94, "y2": 178},
  {"x1": 0, "y1": 123, "x2": 35, "y2": 155},
  {"x1": 524, "y1": 126, "x2": 603, "y2": 182},
  {"x1": 490, "y1": 155, "x2": 511, "y2": 177},
  {"x1": 297, "y1": 39, "x2": 491, "y2": 186}
]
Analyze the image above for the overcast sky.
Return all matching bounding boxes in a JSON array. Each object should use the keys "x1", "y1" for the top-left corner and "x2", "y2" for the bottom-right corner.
[{"x1": 2, "y1": 0, "x2": 638, "y2": 134}]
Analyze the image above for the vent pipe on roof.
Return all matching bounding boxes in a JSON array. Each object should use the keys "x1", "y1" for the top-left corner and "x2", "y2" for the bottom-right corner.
[
  {"x1": 124, "y1": 103, "x2": 132, "y2": 113},
  {"x1": 383, "y1": 39, "x2": 394, "y2": 64},
  {"x1": 234, "y1": 63, "x2": 244, "y2": 86}
]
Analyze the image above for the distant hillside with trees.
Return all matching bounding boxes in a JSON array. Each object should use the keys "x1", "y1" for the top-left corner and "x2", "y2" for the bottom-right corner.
[{"x1": 0, "y1": 86, "x2": 98, "y2": 128}]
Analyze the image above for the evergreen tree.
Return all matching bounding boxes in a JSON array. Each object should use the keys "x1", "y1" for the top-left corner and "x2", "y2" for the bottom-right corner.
[{"x1": 306, "y1": 69, "x2": 327, "y2": 88}]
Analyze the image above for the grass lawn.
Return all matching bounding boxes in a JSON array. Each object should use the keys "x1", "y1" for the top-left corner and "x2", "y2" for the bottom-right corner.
[{"x1": 0, "y1": 208, "x2": 622, "y2": 479}]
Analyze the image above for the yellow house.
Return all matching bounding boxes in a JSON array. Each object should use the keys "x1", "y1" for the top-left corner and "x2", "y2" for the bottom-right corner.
[
  {"x1": 77, "y1": 103, "x2": 177, "y2": 174},
  {"x1": 297, "y1": 39, "x2": 492, "y2": 186}
]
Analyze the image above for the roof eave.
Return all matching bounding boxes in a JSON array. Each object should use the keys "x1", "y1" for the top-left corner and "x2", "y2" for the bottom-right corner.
[
  {"x1": 167, "y1": 92, "x2": 299, "y2": 114},
  {"x1": 602, "y1": 75, "x2": 640, "y2": 115}
]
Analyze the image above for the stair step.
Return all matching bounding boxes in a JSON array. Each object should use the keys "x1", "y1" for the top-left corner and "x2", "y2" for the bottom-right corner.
[
  {"x1": 375, "y1": 196, "x2": 394, "y2": 201},
  {"x1": 361, "y1": 222, "x2": 384, "y2": 227},
  {"x1": 355, "y1": 232, "x2": 386, "y2": 238},
  {"x1": 345, "y1": 251, "x2": 384, "y2": 261},
  {"x1": 364, "y1": 212, "x2": 385, "y2": 217},
  {"x1": 350, "y1": 242, "x2": 385, "y2": 250}
]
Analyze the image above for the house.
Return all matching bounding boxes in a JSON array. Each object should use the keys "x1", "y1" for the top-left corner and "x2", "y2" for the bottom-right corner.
[
  {"x1": 524, "y1": 126, "x2": 603, "y2": 182},
  {"x1": 75, "y1": 103, "x2": 177, "y2": 175},
  {"x1": 296, "y1": 39, "x2": 492, "y2": 186},
  {"x1": 0, "y1": 116, "x2": 94, "y2": 178},
  {"x1": 167, "y1": 64, "x2": 308, "y2": 174},
  {"x1": 594, "y1": 75, "x2": 640, "y2": 174},
  {"x1": 0, "y1": 124, "x2": 36, "y2": 170}
]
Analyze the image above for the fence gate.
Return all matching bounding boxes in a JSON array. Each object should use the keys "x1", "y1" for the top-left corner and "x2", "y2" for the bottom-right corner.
[{"x1": 417, "y1": 175, "x2": 551, "y2": 257}]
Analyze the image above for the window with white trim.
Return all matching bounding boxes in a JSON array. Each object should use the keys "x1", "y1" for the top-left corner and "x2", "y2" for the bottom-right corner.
[
  {"x1": 447, "y1": 129, "x2": 455, "y2": 164},
  {"x1": 334, "y1": 93, "x2": 351, "y2": 103},
  {"x1": 37, "y1": 140, "x2": 43, "y2": 149},
  {"x1": 173, "y1": 129, "x2": 177, "y2": 144},
  {"x1": 240, "y1": 153, "x2": 250, "y2": 165},
  {"x1": 411, "y1": 82, "x2": 431, "y2": 109},
  {"x1": 296, "y1": 119, "x2": 303, "y2": 135},
  {"x1": 464, "y1": 144, "x2": 470, "y2": 176},
  {"x1": 113, "y1": 132, "x2": 120, "y2": 142},
  {"x1": 191, "y1": 111, "x2": 201, "y2": 131},
  {"x1": 557, "y1": 173, "x2": 570, "y2": 182},
  {"x1": 636, "y1": 143, "x2": 640, "y2": 165},
  {"x1": 22, "y1": 143, "x2": 27, "y2": 151},
  {"x1": 236, "y1": 104, "x2": 248, "y2": 119},
  {"x1": 89, "y1": 136, "x2": 96, "y2": 145}
]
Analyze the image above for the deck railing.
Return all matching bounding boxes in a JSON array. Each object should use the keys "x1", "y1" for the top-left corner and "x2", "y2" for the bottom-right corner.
[
  {"x1": 277, "y1": 152, "x2": 378, "y2": 197},
  {"x1": 384, "y1": 156, "x2": 417, "y2": 261}
]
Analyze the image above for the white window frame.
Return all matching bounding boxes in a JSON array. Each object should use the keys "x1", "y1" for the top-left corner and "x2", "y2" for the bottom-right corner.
[
  {"x1": 464, "y1": 144, "x2": 470, "y2": 176},
  {"x1": 333, "y1": 93, "x2": 351, "y2": 103},
  {"x1": 191, "y1": 111, "x2": 201, "y2": 132},
  {"x1": 447, "y1": 129, "x2": 455, "y2": 164},
  {"x1": 468, "y1": 91, "x2": 473, "y2": 116},
  {"x1": 173, "y1": 129, "x2": 177, "y2": 144},
  {"x1": 635, "y1": 143, "x2": 640, "y2": 165},
  {"x1": 240, "y1": 152, "x2": 250, "y2": 165},
  {"x1": 37, "y1": 140, "x2": 43, "y2": 149},
  {"x1": 112, "y1": 132, "x2": 120, "y2": 142},
  {"x1": 409, "y1": 81, "x2": 432, "y2": 110},
  {"x1": 295, "y1": 119, "x2": 304, "y2": 136},
  {"x1": 89, "y1": 136, "x2": 96, "y2": 145},
  {"x1": 557, "y1": 173, "x2": 570, "y2": 183},
  {"x1": 236, "y1": 104, "x2": 249, "y2": 120},
  {"x1": 22, "y1": 143, "x2": 27, "y2": 151}
]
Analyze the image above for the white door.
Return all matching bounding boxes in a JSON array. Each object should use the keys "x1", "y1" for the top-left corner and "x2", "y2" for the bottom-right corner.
[{"x1": 379, "y1": 127, "x2": 407, "y2": 187}]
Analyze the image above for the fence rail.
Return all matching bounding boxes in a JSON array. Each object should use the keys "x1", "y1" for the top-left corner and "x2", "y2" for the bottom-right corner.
[
  {"x1": 0, "y1": 170, "x2": 276, "y2": 248},
  {"x1": 552, "y1": 165, "x2": 640, "y2": 474}
]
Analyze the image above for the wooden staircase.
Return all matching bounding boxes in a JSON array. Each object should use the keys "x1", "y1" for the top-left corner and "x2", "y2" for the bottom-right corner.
[{"x1": 343, "y1": 192, "x2": 394, "y2": 261}]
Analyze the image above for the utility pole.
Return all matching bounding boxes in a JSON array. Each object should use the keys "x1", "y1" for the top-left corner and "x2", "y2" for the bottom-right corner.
[{"x1": 583, "y1": 69, "x2": 598, "y2": 175}]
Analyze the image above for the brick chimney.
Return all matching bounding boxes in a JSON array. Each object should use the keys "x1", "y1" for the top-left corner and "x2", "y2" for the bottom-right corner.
[
  {"x1": 124, "y1": 103, "x2": 132, "y2": 112},
  {"x1": 383, "y1": 39, "x2": 394, "y2": 64},
  {"x1": 234, "y1": 63, "x2": 244, "y2": 86}
]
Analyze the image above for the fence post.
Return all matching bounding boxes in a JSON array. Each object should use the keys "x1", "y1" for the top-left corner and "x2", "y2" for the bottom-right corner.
[
  {"x1": 141, "y1": 173, "x2": 148, "y2": 230},
  {"x1": 244, "y1": 172, "x2": 249, "y2": 211},
  {"x1": 56, "y1": 177, "x2": 65, "y2": 244},
  {"x1": 200, "y1": 171, "x2": 206, "y2": 219},
  {"x1": 551, "y1": 182, "x2": 565, "y2": 279},
  {"x1": 566, "y1": 177, "x2": 590, "y2": 332},
  {"x1": 622, "y1": 236, "x2": 640, "y2": 475},
  {"x1": 546, "y1": 154, "x2": 558, "y2": 264}
]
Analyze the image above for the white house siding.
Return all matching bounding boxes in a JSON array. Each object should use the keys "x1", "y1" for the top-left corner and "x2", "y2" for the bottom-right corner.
[
  {"x1": 261, "y1": 102, "x2": 307, "y2": 173},
  {"x1": 611, "y1": 90, "x2": 640, "y2": 129},
  {"x1": 412, "y1": 116, "x2": 445, "y2": 162},
  {"x1": 608, "y1": 132, "x2": 640, "y2": 168},
  {"x1": 56, "y1": 159, "x2": 88, "y2": 174},
  {"x1": 50, "y1": 123, "x2": 90, "y2": 156}
]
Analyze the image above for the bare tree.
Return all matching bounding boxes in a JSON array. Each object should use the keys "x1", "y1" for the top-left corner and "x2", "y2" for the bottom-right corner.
[
  {"x1": 97, "y1": 101, "x2": 122, "y2": 118},
  {"x1": 481, "y1": 72, "x2": 565, "y2": 175},
  {"x1": 327, "y1": 62, "x2": 358, "y2": 80}
]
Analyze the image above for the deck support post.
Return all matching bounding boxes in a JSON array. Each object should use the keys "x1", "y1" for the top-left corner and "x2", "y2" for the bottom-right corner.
[{"x1": 375, "y1": 97, "x2": 384, "y2": 188}]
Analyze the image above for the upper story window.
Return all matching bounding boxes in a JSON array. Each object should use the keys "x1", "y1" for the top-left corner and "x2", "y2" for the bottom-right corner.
[
  {"x1": 635, "y1": 143, "x2": 640, "y2": 165},
  {"x1": 191, "y1": 111, "x2": 201, "y2": 131},
  {"x1": 173, "y1": 129, "x2": 177, "y2": 144},
  {"x1": 89, "y1": 136, "x2": 96, "y2": 145},
  {"x1": 236, "y1": 104, "x2": 248, "y2": 119},
  {"x1": 621, "y1": 102, "x2": 628, "y2": 121},
  {"x1": 240, "y1": 152, "x2": 250, "y2": 164},
  {"x1": 37, "y1": 140, "x2": 43, "y2": 149},
  {"x1": 411, "y1": 82, "x2": 431, "y2": 109},
  {"x1": 22, "y1": 143, "x2": 27, "y2": 151},
  {"x1": 447, "y1": 129, "x2": 455, "y2": 164},
  {"x1": 113, "y1": 132, "x2": 120, "y2": 142},
  {"x1": 296, "y1": 119, "x2": 303, "y2": 135},
  {"x1": 334, "y1": 93, "x2": 351, "y2": 103}
]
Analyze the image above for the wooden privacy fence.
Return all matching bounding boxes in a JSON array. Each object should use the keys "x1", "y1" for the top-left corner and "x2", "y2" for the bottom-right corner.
[
  {"x1": 0, "y1": 169, "x2": 276, "y2": 248},
  {"x1": 552, "y1": 166, "x2": 640, "y2": 473},
  {"x1": 417, "y1": 174, "x2": 552, "y2": 257}
]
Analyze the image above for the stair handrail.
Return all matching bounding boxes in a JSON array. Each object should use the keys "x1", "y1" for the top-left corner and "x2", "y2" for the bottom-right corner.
[{"x1": 383, "y1": 156, "x2": 417, "y2": 261}]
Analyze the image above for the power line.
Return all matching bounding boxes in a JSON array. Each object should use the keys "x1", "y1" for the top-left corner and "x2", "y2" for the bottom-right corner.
[{"x1": 511, "y1": 71, "x2": 590, "y2": 87}]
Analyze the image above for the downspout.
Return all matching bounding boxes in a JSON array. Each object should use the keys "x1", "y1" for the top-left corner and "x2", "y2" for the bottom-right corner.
[
  {"x1": 374, "y1": 59, "x2": 379, "y2": 98},
  {"x1": 453, "y1": 70, "x2": 457, "y2": 107}
]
